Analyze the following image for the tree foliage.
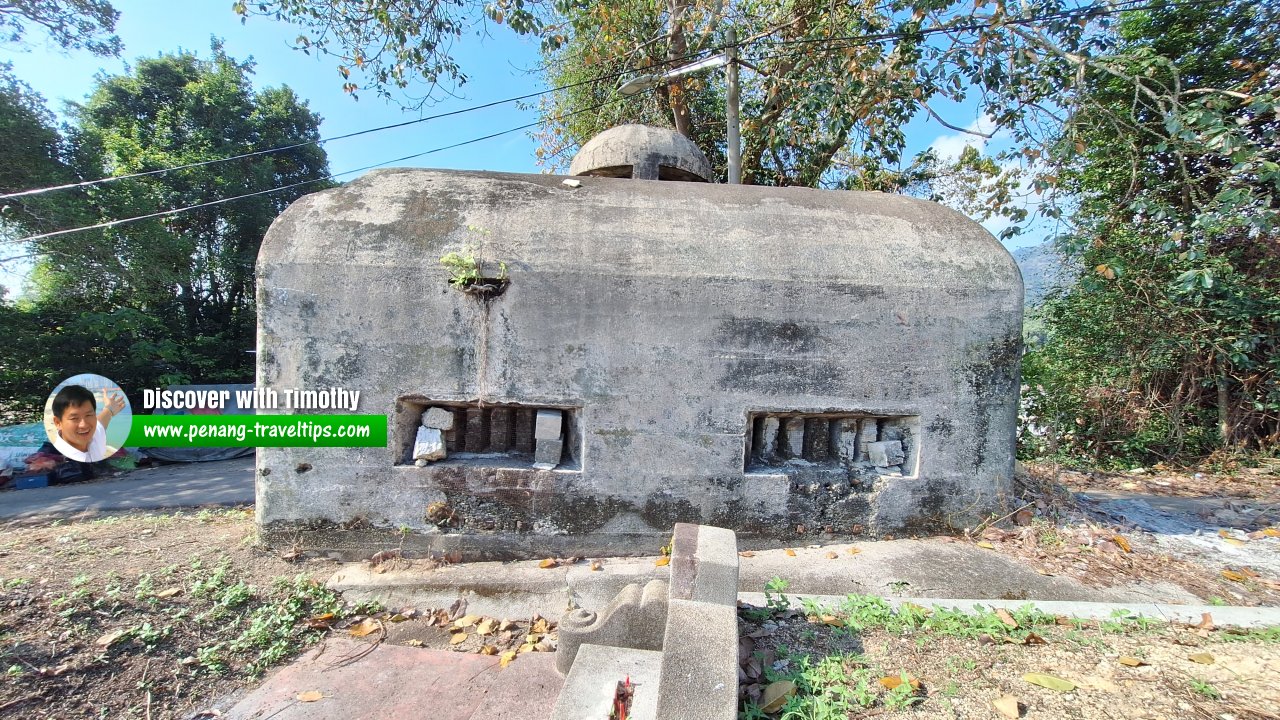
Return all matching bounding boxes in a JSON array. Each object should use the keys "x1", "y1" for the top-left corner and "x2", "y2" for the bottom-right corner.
[
  {"x1": 0, "y1": 0, "x2": 121, "y2": 56},
  {"x1": 233, "y1": 0, "x2": 572, "y2": 106},
  {"x1": 1023, "y1": 0, "x2": 1280, "y2": 464},
  {"x1": 1, "y1": 45, "x2": 334, "y2": 420}
]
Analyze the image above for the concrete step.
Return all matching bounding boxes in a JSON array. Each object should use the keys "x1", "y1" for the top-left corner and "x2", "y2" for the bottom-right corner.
[{"x1": 550, "y1": 644, "x2": 661, "y2": 720}]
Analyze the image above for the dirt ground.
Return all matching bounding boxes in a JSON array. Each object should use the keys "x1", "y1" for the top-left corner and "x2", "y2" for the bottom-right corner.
[
  {"x1": 0, "y1": 460, "x2": 1276, "y2": 720},
  {"x1": 0, "y1": 508, "x2": 555, "y2": 719},
  {"x1": 0, "y1": 508, "x2": 332, "y2": 719}
]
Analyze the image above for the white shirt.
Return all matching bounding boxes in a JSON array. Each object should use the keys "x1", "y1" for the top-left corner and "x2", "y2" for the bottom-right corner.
[{"x1": 53, "y1": 421, "x2": 109, "y2": 462}]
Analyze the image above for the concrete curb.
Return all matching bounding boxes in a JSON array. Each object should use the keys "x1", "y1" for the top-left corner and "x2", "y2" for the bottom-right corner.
[{"x1": 738, "y1": 592, "x2": 1280, "y2": 628}]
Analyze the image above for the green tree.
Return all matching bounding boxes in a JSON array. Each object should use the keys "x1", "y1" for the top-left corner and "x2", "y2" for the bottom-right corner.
[
  {"x1": 1022, "y1": 0, "x2": 1280, "y2": 463},
  {"x1": 0, "y1": 62, "x2": 87, "y2": 256},
  {"x1": 3, "y1": 44, "x2": 334, "y2": 419},
  {"x1": 0, "y1": 0, "x2": 121, "y2": 56}
]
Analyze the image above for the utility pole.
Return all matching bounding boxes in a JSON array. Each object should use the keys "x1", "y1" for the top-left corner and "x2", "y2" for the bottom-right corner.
[{"x1": 726, "y1": 27, "x2": 741, "y2": 184}]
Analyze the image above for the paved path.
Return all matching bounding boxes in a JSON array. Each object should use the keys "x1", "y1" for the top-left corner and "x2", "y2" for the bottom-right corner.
[{"x1": 0, "y1": 455, "x2": 255, "y2": 520}]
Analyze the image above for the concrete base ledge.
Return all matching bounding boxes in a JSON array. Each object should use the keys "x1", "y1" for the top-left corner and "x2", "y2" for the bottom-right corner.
[{"x1": 738, "y1": 593, "x2": 1280, "y2": 628}]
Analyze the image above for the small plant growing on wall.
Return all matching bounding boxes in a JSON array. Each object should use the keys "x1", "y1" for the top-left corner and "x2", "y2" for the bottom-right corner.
[
  {"x1": 441, "y1": 224, "x2": 509, "y2": 297},
  {"x1": 439, "y1": 249, "x2": 508, "y2": 297}
]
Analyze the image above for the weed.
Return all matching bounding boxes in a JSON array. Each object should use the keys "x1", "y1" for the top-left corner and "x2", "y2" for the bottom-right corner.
[
  {"x1": 1208, "y1": 596, "x2": 1227, "y2": 607},
  {"x1": 882, "y1": 674, "x2": 923, "y2": 709},
  {"x1": 1032, "y1": 518, "x2": 1063, "y2": 547},
  {"x1": 195, "y1": 643, "x2": 228, "y2": 675},
  {"x1": 763, "y1": 577, "x2": 792, "y2": 614},
  {"x1": 134, "y1": 574, "x2": 155, "y2": 600},
  {"x1": 132, "y1": 622, "x2": 169, "y2": 649},
  {"x1": 225, "y1": 575, "x2": 351, "y2": 677},
  {"x1": 1190, "y1": 678, "x2": 1221, "y2": 700}
]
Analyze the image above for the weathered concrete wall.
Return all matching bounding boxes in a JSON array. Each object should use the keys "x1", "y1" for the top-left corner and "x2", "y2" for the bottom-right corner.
[{"x1": 255, "y1": 168, "x2": 1023, "y2": 559}]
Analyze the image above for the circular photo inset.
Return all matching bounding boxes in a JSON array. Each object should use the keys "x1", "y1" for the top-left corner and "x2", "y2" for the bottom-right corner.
[{"x1": 44, "y1": 374, "x2": 133, "y2": 463}]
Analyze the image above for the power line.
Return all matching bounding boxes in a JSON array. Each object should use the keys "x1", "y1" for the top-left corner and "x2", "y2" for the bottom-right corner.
[
  {"x1": 15, "y1": 95, "x2": 629, "y2": 245},
  {"x1": 0, "y1": 47, "x2": 724, "y2": 202},
  {"x1": 0, "y1": 0, "x2": 1181, "y2": 202}
]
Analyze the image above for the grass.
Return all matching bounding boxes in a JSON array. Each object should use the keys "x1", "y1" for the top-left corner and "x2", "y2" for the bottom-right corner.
[{"x1": 737, "y1": 579, "x2": 1280, "y2": 719}]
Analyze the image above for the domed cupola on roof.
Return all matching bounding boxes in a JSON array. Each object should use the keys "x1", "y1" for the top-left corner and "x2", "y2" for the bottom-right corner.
[{"x1": 569, "y1": 124, "x2": 712, "y2": 182}]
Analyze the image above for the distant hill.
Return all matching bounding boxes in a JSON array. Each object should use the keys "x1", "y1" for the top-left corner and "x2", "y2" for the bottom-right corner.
[{"x1": 1012, "y1": 241, "x2": 1070, "y2": 306}]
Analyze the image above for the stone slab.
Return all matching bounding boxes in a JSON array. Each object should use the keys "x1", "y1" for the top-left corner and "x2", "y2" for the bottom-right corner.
[
  {"x1": 533, "y1": 438, "x2": 563, "y2": 469},
  {"x1": 413, "y1": 427, "x2": 446, "y2": 461},
  {"x1": 223, "y1": 638, "x2": 563, "y2": 720},
  {"x1": 654, "y1": 599, "x2": 739, "y2": 720},
  {"x1": 422, "y1": 407, "x2": 455, "y2": 430},
  {"x1": 550, "y1": 644, "x2": 661, "y2": 720},
  {"x1": 867, "y1": 440, "x2": 904, "y2": 467},
  {"x1": 535, "y1": 409, "x2": 563, "y2": 440}
]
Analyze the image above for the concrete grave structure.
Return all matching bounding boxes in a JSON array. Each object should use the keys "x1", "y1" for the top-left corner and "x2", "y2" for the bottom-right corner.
[{"x1": 255, "y1": 124, "x2": 1023, "y2": 559}]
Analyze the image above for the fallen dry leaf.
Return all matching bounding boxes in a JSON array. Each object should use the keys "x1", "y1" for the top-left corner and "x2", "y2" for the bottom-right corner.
[
  {"x1": 1263, "y1": 528, "x2": 1280, "y2": 538},
  {"x1": 449, "y1": 632, "x2": 467, "y2": 646},
  {"x1": 818, "y1": 615, "x2": 844, "y2": 627},
  {"x1": 499, "y1": 651, "x2": 517, "y2": 668},
  {"x1": 304, "y1": 613, "x2": 336, "y2": 629},
  {"x1": 590, "y1": 560, "x2": 603, "y2": 571},
  {"x1": 1118, "y1": 656, "x2": 1147, "y2": 667},
  {"x1": 453, "y1": 614, "x2": 480, "y2": 629},
  {"x1": 404, "y1": 639, "x2": 423, "y2": 647},
  {"x1": 784, "y1": 548, "x2": 797, "y2": 557},
  {"x1": 878, "y1": 674, "x2": 921, "y2": 691},
  {"x1": 1223, "y1": 537, "x2": 1247, "y2": 547},
  {"x1": 297, "y1": 691, "x2": 324, "y2": 703},
  {"x1": 348, "y1": 619, "x2": 380, "y2": 638},
  {"x1": 1188, "y1": 652, "x2": 1215, "y2": 665},
  {"x1": 977, "y1": 541, "x2": 995, "y2": 550},
  {"x1": 1113, "y1": 534, "x2": 1132, "y2": 553},
  {"x1": 1022, "y1": 632, "x2": 1047, "y2": 645},
  {"x1": 1222, "y1": 569, "x2": 1248, "y2": 582},
  {"x1": 996, "y1": 608, "x2": 1019, "y2": 629},
  {"x1": 538, "y1": 558, "x2": 558, "y2": 569},
  {"x1": 993, "y1": 695, "x2": 1021, "y2": 719},
  {"x1": 156, "y1": 587, "x2": 181, "y2": 599},
  {"x1": 655, "y1": 556, "x2": 671, "y2": 567},
  {"x1": 475, "y1": 619, "x2": 496, "y2": 636},
  {"x1": 480, "y1": 645, "x2": 497, "y2": 656},
  {"x1": 825, "y1": 551, "x2": 839, "y2": 559},
  {"x1": 760, "y1": 680, "x2": 797, "y2": 713},
  {"x1": 1022, "y1": 672, "x2": 1075, "y2": 692},
  {"x1": 847, "y1": 546, "x2": 861, "y2": 555},
  {"x1": 738, "y1": 551, "x2": 756, "y2": 558},
  {"x1": 96, "y1": 629, "x2": 129, "y2": 647},
  {"x1": 531, "y1": 618, "x2": 550, "y2": 634},
  {"x1": 1196, "y1": 612, "x2": 1215, "y2": 631}
]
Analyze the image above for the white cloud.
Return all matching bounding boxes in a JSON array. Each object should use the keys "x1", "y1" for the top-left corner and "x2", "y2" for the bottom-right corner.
[{"x1": 927, "y1": 115, "x2": 997, "y2": 161}]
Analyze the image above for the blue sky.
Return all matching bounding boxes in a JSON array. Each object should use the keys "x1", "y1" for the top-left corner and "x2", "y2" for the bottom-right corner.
[{"x1": 2, "y1": 0, "x2": 1036, "y2": 294}]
